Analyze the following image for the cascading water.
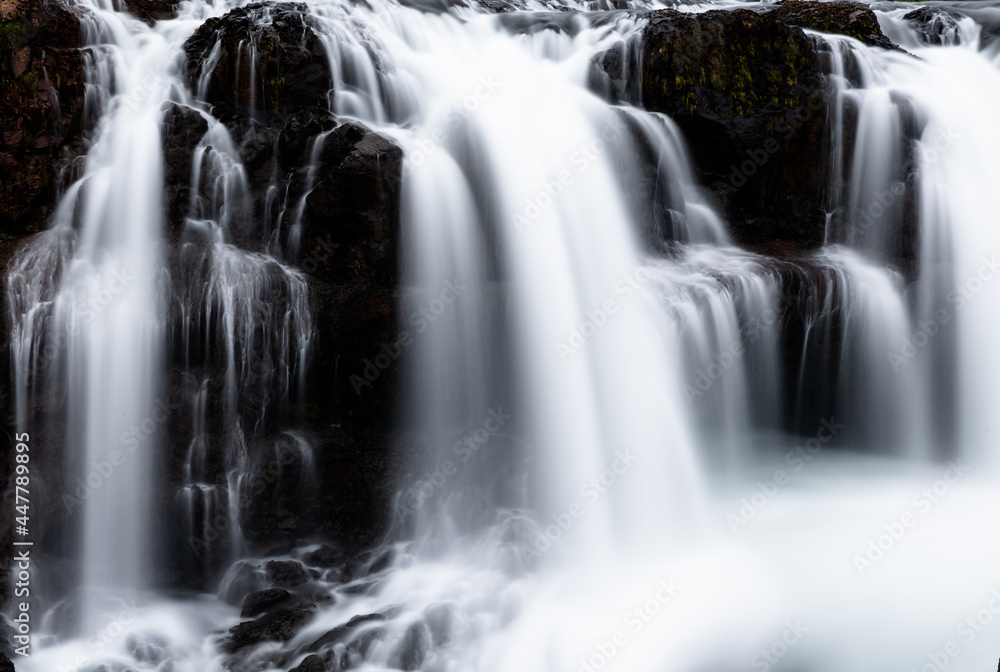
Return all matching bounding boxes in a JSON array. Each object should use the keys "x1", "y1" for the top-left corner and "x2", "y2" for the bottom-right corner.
[{"x1": 11, "y1": 0, "x2": 1000, "y2": 671}]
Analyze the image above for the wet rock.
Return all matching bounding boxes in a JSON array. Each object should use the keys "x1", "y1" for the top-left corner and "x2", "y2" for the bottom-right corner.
[
  {"x1": 222, "y1": 561, "x2": 269, "y2": 606},
  {"x1": 764, "y1": 0, "x2": 901, "y2": 50},
  {"x1": 300, "y1": 122, "x2": 404, "y2": 428},
  {"x1": 289, "y1": 654, "x2": 326, "y2": 672},
  {"x1": 302, "y1": 544, "x2": 349, "y2": 569},
  {"x1": 390, "y1": 621, "x2": 432, "y2": 671},
  {"x1": 125, "y1": 632, "x2": 168, "y2": 664},
  {"x1": 242, "y1": 587, "x2": 292, "y2": 617},
  {"x1": 182, "y1": 2, "x2": 332, "y2": 126},
  {"x1": 642, "y1": 8, "x2": 830, "y2": 250},
  {"x1": 266, "y1": 560, "x2": 309, "y2": 588},
  {"x1": 304, "y1": 612, "x2": 389, "y2": 653},
  {"x1": 122, "y1": 0, "x2": 178, "y2": 24},
  {"x1": 903, "y1": 6, "x2": 964, "y2": 46},
  {"x1": 0, "y1": 652, "x2": 13, "y2": 672},
  {"x1": 302, "y1": 122, "x2": 402, "y2": 287},
  {"x1": 160, "y1": 102, "x2": 208, "y2": 235},
  {"x1": 0, "y1": 0, "x2": 86, "y2": 237},
  {"x1": 366, "y1": 547, "x2": 394, "y2": 575},
  {"x1": 224, "y1": 603, "x2": 317, "y2": 653}
]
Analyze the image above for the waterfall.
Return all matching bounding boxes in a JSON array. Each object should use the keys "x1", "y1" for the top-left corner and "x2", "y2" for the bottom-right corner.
[{"x1": 10, "y1": 0, "x2": 1000, "y2": 670}]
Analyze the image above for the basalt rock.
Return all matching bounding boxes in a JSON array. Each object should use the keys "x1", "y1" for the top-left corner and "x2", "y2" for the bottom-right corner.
[
  {"x1": 182, "y1": 2, "x2": 332, "y2": 127},
  {"x1": 0, "y1": 0, "x2": 86, "y2": 238}
]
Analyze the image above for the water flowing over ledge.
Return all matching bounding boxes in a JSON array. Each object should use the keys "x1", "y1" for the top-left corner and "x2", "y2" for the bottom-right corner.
[{"x1": 4, "y1": 0, "x2": 1000, "y2": 670}]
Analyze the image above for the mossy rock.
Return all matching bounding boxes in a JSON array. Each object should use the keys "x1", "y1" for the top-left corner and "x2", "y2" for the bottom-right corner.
[{"x1": 764, "y1": 0, "x2": 902, "y2": 50}]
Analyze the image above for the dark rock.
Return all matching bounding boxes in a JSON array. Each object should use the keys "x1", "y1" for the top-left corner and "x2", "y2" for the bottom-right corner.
[
  {"x1": 160, "y1": 102, "x2": 208, "y2": 235},
  {"x1": 642, "y1": 8, "x2": 830, "y2": 250},
  {"x1": 122, "y1": 0, "x2": 177, "y2": 24},
  {"x1": 764, "y1": 0, "x2": 901, "y2": 50},
  {"x1": 367, "y1": 548, "x2": 394, "y2": 575},
  {"x1": 903, "y1": 6, "x2": 964, "y2": 46},
  {"x1": 222, "y1": 561, "x2": 268, "y2": 606},
  {"x1": 300, "y1": 122, "x2": 404, "y2": 428},
  {"x1": 302, "y1": 122, "x2": 402, "y2": 287},
  {"x1": 304, "y1": 612, "x2": 388, "y2": 653},
  {"x1": 289, "y1": 654, "x2": 326, "y2": 672},
  {"x1": 224, "y1": 603, "x2": 316, "y2": 653},
  {"x1": 266, "y1": 560, "x2": 308, "y2": 588},
  {"x1": 302, "y1": 544, "x2": 348, "y2": 568},
  {"x1": 391, "y1": 621, "x2": 432, "y2": 671},
  {"x1": 241, "y1": 588, "x2": 292, "y2": 617},
  {"x1": 182, "y1": 2, "x2": 332, "y2": 126},
  {"x1": 0, "y1": 652, "x2": 13, "y2": 672},
  {"x1": 0, "y1": 0, "x2": 86, "y2": 238}
]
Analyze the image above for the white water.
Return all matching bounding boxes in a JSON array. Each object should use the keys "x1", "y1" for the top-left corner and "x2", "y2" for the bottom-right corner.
[{"x1": 11, "y1": 0, "x2": 1000, "y2": 671}]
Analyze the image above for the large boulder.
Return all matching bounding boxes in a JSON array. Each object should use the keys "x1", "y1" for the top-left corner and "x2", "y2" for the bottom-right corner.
[
  {"x1": 182, "y1": 2, "x2": 332, "y2": 127},
  {"x1": 642, "y1": 8, "x2": 831, "y2": 251},
  {"x1": 0, "y1": 0, "x2": 86, "y2": 238}
]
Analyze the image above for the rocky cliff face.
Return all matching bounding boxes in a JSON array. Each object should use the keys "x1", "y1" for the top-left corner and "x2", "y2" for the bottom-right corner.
[{"x1": 0, "y1": 0, "x2": 85, "y2": 239}]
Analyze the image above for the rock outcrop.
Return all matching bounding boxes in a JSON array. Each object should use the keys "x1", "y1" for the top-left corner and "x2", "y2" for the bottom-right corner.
[
  {"x1": 642, "y1": 7, "x2": 831, "y2": 251},
  {"x1": 183, "y1": 2, "x2": 332, "y2": 127},
  {"x1": 0, "y1": 0, "x2": 86, "y2": 238},
  {"x1": 639, "y1": 1, "x2": 904, "y2": 255}
]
